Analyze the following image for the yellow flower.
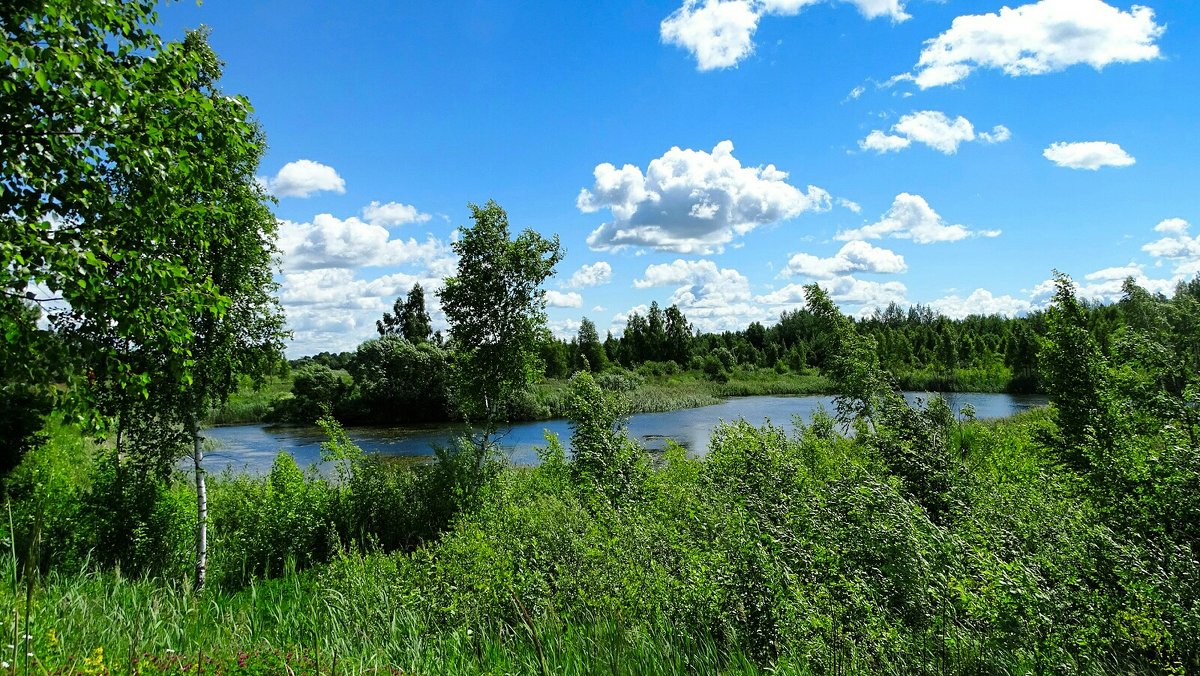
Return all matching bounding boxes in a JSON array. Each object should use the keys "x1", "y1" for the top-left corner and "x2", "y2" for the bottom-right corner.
[{"x1": 82, "y1": 646, "x2": 107, "y2": 675}]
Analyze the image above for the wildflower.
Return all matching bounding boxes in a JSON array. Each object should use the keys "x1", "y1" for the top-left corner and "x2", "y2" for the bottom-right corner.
[{"x1": 2, "y1": 661, "x2": 9, "y2": 669}]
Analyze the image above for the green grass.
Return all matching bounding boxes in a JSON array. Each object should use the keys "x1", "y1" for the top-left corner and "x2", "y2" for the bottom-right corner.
[
  {"x1": 0, "y1": 560, "x2": 766, "y2": 675},
  {"x1": 207, "y1": 374, "x2": 293, "y2": 425},
  {"x1": 532, "y1": 368, "x2": 834, "y2": 419}
]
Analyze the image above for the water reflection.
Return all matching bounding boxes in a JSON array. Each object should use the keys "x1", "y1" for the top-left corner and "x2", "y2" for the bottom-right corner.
[{"x1": 202, "y1": 392, "x2": 1047, "y2": 474}]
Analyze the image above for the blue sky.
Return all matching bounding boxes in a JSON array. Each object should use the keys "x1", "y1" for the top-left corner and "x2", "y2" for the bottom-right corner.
[{"x1": 156, "y1": 0, "x2": 1200, "y2": 356}]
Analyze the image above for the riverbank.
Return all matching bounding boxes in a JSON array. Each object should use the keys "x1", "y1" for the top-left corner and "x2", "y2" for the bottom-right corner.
[{"x1": 208, "y1": 368, "x2": 838, "y2": 426}]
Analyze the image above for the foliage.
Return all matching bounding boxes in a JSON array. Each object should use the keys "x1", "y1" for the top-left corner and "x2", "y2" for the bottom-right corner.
[
  {"x1": 377, "y1": 283, "x2": 433, "y2": 344},
  {"x1": 566, "y1": 371, "x2": 645, "y2": 503},
  {"x1": 573, "y1": 317, "x2": 608, "y2": 372},
  {"x1": 345, "y1": 336, "x2": 450, "y2": 423},
  {"x1": 438, "y1": 200, "x2": 563, "y2": 437},
  {"x1": 1, "y1": 3, "x2": 284, "y2": 427},
  {"x1": 1040, "y1": 271, "x2": 1119, "y2": 467}
]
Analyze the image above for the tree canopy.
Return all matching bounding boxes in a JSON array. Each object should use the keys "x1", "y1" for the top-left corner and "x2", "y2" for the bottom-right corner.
[
  {"x1": 438, "y1": 200, "x2": 563, "y2": 436},
  {"x1": 1, "y1": 2, "x2": 284, "y2": 430}
]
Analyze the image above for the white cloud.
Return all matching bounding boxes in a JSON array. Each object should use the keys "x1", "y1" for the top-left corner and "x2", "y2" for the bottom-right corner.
[
  {"x1": 661, "y1": 0, "x2": 761, "y2": 71},
  {"x1": 859, "y1": 111, "x2": 1010, "y2": 155},
  {"x1": 1154, "y1": 217, "x2": 1189, "y2": 234},
  {"x1": 361, "y1": 201, "x2": 432, "y2": 226},
  {"x1": 836, "y1": 193, "x2": 1000, "y2": 244},
  {"x1": 784, "y1": 240, "x2": 907, "y2": 278},
  {"x1": 579, "y1": 140, "x2": 830, "y2": 254},
  {"x1": 1084, "y1": 263, "x2": 1144, "y2": 282},
  {"x1": 262, "y1": 160, "x2": 346, "y2": 198},
  {"x1": 930, "y1": 288, "x2": 1032, "y2": 318},
  {"x1": 628, "y1": 259, "x2": 769, "y2": 332},
  {"x1": 1142, "y1": 219, "x2": 1200, "y2": 278},
  {"x1": 859, "y1": 130, "x2": 911, "y2": 153},
  {"x1": 908, "y1": 0, "x2": 1164, "y2": 89},
  {"x1": 758, "y1": 276, "x2": 908, "y2": 308},
  {"x1": 547, "y1": 318, "x2": 583, "y2": 340},
  {"x1": 1078, "y1": 272, "x2": 1175, "y2": 302},
  {"x1": 978, "y1": 125, "x2": 1012, "y2": 144},
  {"x1": 837, "y1": 197, "x2": 862, "y2": 213},
  {"x1": 279, "y1": 267, "x2": 451, "y2": 356},
  {"x1": 545, "y1": 290, "x2": 584, "y2": 308},
  {"x1": 634, "y1": 259, "x2": 752, "y2": 302},
  {"x1": 1043, "y1": 141, "x2": 1135, "y2": 169},
  {"x1": 566, "y1": 261, "x2": 614, "y2": 289},
  {"x1": 278, "y1": 214, "x2": 455, "y2": 271},
  {"x1": 662, "y1": 0, "x2": 908, "y2": 71}
]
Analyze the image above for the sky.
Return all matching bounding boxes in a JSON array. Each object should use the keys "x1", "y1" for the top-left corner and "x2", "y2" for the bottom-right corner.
[{"x1": 154, "y1": 0, "x2": 1200, "y2": 356}]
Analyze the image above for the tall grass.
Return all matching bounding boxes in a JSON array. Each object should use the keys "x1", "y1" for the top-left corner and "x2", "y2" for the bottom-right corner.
[
  {"x1": 0, "y1": 557, "x2": 770, "y2": 674},
  {"x1": 207, "y1": 374, "x2": 293, "y2": 425}
]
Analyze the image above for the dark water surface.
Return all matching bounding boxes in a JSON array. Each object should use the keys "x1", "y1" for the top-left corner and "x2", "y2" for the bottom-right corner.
[{"x1": 202, "y1": 392, "x2": 1047, "y2": 474}]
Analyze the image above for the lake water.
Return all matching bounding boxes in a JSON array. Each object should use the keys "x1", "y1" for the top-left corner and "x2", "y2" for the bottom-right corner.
[{"x1": 201, "y1": 392, "x2": 1047, "y2": 474}]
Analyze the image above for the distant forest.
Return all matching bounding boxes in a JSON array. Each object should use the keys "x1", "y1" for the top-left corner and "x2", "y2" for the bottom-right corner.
[{"x1": 280, "y1": 277, "x2": 1186, "y2": 426}]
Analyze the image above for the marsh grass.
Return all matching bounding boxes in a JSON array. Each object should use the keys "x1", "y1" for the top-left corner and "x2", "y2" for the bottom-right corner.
[{"x1": 208, "y1": 375, "x2": 293, "y2": 425}]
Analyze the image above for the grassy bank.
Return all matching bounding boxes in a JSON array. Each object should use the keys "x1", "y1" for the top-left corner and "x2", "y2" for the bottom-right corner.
[
  {"x1": 213, "y1": 368, "x2": 836, "y2": 426},
  {"x1": 0, "y1": 564, "x2": 764, "y2": 674},
  {"x1": 526, "y1": 368, "x2": 834, "y2": 420},
  {"x1": 207, "y1": 374, "x2": 294, "y2": 425}
]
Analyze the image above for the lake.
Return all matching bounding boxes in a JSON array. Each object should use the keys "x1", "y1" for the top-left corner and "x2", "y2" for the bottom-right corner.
[{"x1": 201, "y1": 392, "x2": 1047, "y2": 474}]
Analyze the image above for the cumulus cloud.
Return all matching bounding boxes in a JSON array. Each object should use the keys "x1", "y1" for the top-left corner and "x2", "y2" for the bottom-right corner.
[
  {"x1": 566, "y1": 261, "x2": 614, "y2": 289},
  {"x1": 278, "y1": 214, "x2": 455, "y2": 272},
  {"x1": 978, "y1": 125, "x2": 1012, "y2": 144},
  {"x1": 836, "y1": 193, "x2": 1000, "y2": 244},
  {"x1": 1084, "y1": 263, "x2": 1144, "y2": 282},
  {"x1": 784, "y1": 241, "x2": 907, "y2": 278},
  {"x1": 628, "y1": 259, "x2": 770, "y2": 332},
  {"x1": 579, "y1": 140, "x2": 830, "y2": 254},
  {"x1": 859, "y1": 130, "x2": 911, "y2": 154},
  {"x1": 1142, "y1": 219, "x2": 1200, "y2": 278},
  {"x1": 279, "y1": 266, "x2": 451, "y2": 356},
  {"x1": 859, "y1": 111, "x2": 1011, "y2": 155},
  {"x1": 545, "y1": 290, "x2": 584, "y2": 308},
  {"x1": 262, "y1": 160, "x2": 346, "y2": 198},
  {"x1": 547, "y1": 318, "x2": 583, "y2": 340},
  {"x1": 662, "y1": 0, "x2": 909, "y2": 71},
  {"x1": 930, "y1": 288, "x2": 1033, "y2": 318},
  {"x1": 906, "y1": 0, "x2": 1164, "y2": 89},
  {"x1": 1043, "y1": 141, "x2": 1136, "y2": 169},
  {"x1": 361, "y1": 201, "x2": 432, "y2": 226},
  {"x1": 758, "y1": 276, "x2": 908, "y2": 307},
  {"x1": 1154, "y1": 217, "x2": 1190, "y2": 234}
]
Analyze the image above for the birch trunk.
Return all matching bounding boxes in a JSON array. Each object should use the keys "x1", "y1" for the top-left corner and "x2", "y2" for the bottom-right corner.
[{"x1": 191, "y1": 417, "x2": 208, "y2": 591}]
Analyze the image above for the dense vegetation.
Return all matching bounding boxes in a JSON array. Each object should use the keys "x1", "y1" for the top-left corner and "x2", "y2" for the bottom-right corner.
[
  {"x1": 4, "y1": 278, "x2": 1200, "y2": 673},
  {"x1": 260, "y1": 287, "x2": 1108, "y2": 427}
]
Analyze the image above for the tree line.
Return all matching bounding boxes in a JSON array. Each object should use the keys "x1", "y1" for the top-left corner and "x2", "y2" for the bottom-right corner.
[{"x1": 282, "y1": 275, "x2": 1152, "y2": 425}]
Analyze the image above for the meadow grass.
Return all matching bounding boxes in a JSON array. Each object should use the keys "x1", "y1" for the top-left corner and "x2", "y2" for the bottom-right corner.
[
  {"x1": 0, "y1": 559, "x2": 770, "y2": 675},
  {"x1": 207, "y1": 374, "x2": 294, "y2": 425}
]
